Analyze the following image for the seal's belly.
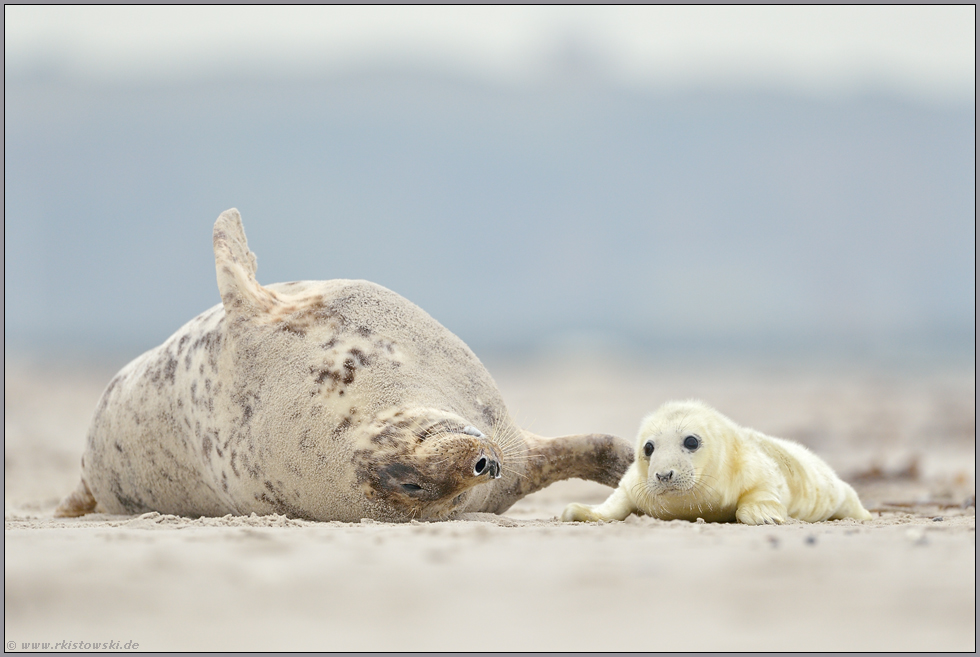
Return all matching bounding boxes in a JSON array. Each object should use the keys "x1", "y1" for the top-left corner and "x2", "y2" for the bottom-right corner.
[{"x1": 82, "y1": 310, "x2": 239, "y2": 517}]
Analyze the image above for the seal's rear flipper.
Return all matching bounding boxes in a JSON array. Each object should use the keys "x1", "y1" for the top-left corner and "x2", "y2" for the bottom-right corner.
[
  {"x1": 213, "y1": 208, "x2": 279, "y2": 316},
  {"x1": 53, "y1": 479, "x2": 98, "y2": 517}
]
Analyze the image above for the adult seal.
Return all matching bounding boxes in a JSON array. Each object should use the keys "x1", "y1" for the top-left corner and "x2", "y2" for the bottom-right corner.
[
  {"x1": 56, "y1": 209, "x2": 633, "y2": 522},
  {"x1": 561, "y1": 399, "x2": 872, "y2": 524}
]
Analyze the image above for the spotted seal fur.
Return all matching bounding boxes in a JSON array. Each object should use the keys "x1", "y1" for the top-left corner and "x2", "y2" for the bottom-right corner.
[
  {"x1": 562, "y1": 399, "x2": 872, "y2": 524},
  {"x1": 55, "y1": 208, "x2": 633, "y2": 522}
]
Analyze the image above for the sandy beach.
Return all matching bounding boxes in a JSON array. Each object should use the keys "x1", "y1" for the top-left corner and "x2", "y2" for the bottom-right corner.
[{"x1": 5, "y1": 353, "x2": 975, "y2": 652}]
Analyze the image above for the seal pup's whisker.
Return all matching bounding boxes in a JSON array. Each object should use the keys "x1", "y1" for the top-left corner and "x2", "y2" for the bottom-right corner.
[{"x1": 560, "y1": 399, "x2": 873, "y2": 525}]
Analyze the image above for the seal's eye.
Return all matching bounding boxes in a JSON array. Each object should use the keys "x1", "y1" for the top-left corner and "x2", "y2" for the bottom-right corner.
[
  {"x1": 401, "y1": 483, "x2": 423, "y2": 492},
  {"x1": 683, "y1": 435, "x2": 700, "y2": 451},
  {"x1": 643, "y1": 441, "x2": 654, "y2": 458}
]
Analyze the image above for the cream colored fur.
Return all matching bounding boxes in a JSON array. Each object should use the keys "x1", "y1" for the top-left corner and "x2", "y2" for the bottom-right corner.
[{"x1": 562, "y1": 399, "x2": 872, "y2": 524}]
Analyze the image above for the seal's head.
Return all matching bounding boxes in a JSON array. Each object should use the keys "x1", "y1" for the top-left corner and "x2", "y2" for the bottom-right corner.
[
  {"x1": 633, "y1": 399, "x2": 736, "y2": 509},
  {"x1": 354, "y1": 407, "x2": 508, "y2": 521}
]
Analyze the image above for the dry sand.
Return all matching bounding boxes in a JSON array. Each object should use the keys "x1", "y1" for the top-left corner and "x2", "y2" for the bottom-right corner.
[{"x1": 4, "y1": 352, "x2": 976, "y2": 652}]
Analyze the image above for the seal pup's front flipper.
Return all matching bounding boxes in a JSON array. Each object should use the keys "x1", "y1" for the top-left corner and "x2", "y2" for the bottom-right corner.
[
  {"x1": 735, "y1": 489, "x2": 788, "y2": 525},
  {"x1": 561, "y1": 474, "x2": 638, "y2": 522}
]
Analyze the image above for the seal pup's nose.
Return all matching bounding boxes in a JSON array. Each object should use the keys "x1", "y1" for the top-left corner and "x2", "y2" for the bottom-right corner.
[{"x1": 656, "y1": 470, "x2": 674, "y2": 483}]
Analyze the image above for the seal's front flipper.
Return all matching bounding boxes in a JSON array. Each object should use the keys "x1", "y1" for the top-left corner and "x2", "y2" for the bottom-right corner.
[
  {"x1": 53, "y1": 478, "x2": 98, "y2": 518},
  {"x1": 519, "y1": 431, "x2": 634, "y2": 497}
]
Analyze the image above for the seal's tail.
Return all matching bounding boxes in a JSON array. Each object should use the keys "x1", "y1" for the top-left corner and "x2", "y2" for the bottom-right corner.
[{"x1": 53, "y1": 478, "x2": 98, "y2": 517}]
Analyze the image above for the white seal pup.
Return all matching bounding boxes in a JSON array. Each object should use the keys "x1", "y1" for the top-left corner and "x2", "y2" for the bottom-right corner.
[
  {"x1": 562, "y1": 399, "x2": 872, "y2": 524},
  {"x1": 56, "y1": 209, "x2": 633, "y2": 522}
]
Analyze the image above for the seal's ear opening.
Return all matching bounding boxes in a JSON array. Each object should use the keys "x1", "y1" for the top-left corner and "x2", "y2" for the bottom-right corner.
[{"x1": 213, "y1": 208, "x2": 278, "y2": 317}]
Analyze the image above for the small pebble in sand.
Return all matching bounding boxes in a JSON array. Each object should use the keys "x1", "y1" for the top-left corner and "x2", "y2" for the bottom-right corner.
[{"x1": 931, "y1": 516, "x2": 944, "y2": 522}]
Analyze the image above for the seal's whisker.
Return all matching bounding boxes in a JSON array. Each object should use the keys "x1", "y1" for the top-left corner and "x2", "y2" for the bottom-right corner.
[{"x1": 499, "y1": 464, "x2": 529, "y2": 480}]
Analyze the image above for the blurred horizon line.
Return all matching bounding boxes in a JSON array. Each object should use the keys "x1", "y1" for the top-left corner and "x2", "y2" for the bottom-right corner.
[
  {"x1": 5, "y1": 59, "x2": 976, "y2": 109},
  {"x1": 6, "y1": 322, "x2": 975, "y2": 376}
]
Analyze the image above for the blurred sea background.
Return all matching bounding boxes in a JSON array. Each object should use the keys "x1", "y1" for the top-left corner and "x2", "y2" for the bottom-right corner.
[{"x1": 4, "y1": 6, "x2": 976, "y2": 373}]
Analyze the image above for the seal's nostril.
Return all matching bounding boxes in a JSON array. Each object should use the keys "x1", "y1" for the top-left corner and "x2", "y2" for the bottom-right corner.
[
  {"x1": 474, "y1": 457, "x2": 488, "y2": 476},
  {"x1": 657, "y1": 471, "x2": 674, "y2": 482},
  {"x1": 488, "y1": 459, "x2": 500, "y2": 478}
]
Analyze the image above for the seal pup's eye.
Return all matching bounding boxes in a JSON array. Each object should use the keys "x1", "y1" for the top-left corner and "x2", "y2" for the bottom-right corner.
[
  {"x1": 683, "y1": 435, "x2": 701, "y2": 451},
  {"x1": 461, "y1": 426, "x2": 484, "y2": 438},
  {"x1": 643, "y1": 441, "x2": 654, "y2": 458},
  {"x1": 401, "y1": 483, "x2": 423, "y2": 491}
]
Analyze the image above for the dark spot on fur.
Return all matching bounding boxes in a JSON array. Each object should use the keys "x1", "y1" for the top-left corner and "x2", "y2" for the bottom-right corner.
[
  {"x1": 163, "y1": 355, "x2": 178, "y2": 384},
  {"x1": 350, "y1": 348, "x2": 371, "y2": 367},
  {"x1": 357, "y1": 325, "x2": 372, "y2": 337},
  {"x1": 114, "y1": 442, "x2": 123, "y2": 453},
  {"x1": 299, "y1": 431, "x2": 315, "y2": 451},
  {"x1": 192, "y1": 329, "x2": 223, "y2": 369},
  {"x1": 342, "y1": 359, "x2": 357, "y2": 385},
  {"x1": 314, "y1": 368, "x2": 341, "y2": 385},
  {"x1": 109, "y1": 471, "x2": 149, "y2": 514},
  {"x1": 382, "y1": 462, "x2": 419, "y2": 484},
  {"x1": 332, "y1": 415, "x2": 353, "y2": 437},
  {"x1": 256, "y1": 492, "x2": 305, "y2": 518},
  {"x1": 371, "y1": 425, "x2": 402, "y2": 445},
  {"x1": 481, "y1": 406, "x2": 496, "y2": 428},
  {"x1": 97, "y1": 373, "x2": 126, "y2": 414}
]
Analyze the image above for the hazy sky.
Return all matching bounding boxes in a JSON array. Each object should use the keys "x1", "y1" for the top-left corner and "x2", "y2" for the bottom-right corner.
[
  {"x1": 5, "y1": 5, "x2": 975, "y2": 359},
  {"x1": 5, "y1": 6, "x2": 975, "y2": 101}
]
